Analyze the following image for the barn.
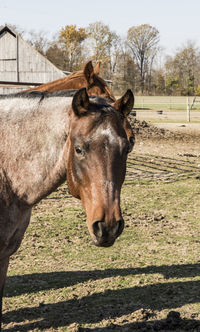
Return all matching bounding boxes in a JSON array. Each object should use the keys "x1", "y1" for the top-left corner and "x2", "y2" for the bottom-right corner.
[{"x1": 0, "y1": 25, "x2": 66, "y2": 94}]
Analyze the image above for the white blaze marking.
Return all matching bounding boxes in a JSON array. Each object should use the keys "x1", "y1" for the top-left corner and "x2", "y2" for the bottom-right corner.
[{"x1": 99, "y1": 128, "x2": 115, "y2": 143}]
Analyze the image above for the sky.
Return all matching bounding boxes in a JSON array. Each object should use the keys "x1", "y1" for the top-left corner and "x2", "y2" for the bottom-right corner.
[{"x1": 0, "y1": 0, "x2": 200, "y2": 56}]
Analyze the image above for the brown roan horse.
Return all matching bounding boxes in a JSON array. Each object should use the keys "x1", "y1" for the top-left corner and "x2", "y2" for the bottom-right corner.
[
  {"x1": 0, "y1": 87, "x2": 134, "y2": 330},
  {"x1": 25, "y1": 60, "x2": 135, "y2": 152}
]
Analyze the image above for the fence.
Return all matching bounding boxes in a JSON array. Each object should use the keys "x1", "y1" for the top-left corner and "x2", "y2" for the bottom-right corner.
[
  {"x1": 133, "y1": 96, "x2": 200, "y2": 122},
  {"x1": 134, "y1": 96, "x2": 200, "y2": 111},
  {"x1": 0, "y1": 80, "x2": 44, "y2": 94}
]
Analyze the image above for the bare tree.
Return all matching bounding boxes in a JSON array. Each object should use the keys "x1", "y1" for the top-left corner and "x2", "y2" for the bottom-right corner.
[
  {"x1": 111, "y1": 38, "x2": 139, "y2": 94},
  {"x1": 165, "y1": 41, "x2": 200, "y2": 95},
  {"x1": 59, "y1": 25, "x2": 88, "y2": 71},
  {"x1": 26, "y1": 30, "x2": 50, "y2": 55},
  {"x1": 45, "y1": 42, "x2": 67, "y2": 70},
  {"x1": 127, "y1": 24, "x2": 160, "y2": 93},
  {"x1": 87, "y1": 21, "x2": 120, "y2": 79}
]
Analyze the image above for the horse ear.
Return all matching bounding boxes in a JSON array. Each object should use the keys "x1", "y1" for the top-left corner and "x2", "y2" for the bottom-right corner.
[
  {"x1": 72, "y1": 88, "x2": 90, "y2": 116},
  {"x1": 83, "y1": 61, "x2": 94, "y2": 85},
  {"x1": 113, "y1": 89, "x2": 134, "y2": 117},
  {"x1": 94, "y1": 61, "x2": 101, "y2": 75}
]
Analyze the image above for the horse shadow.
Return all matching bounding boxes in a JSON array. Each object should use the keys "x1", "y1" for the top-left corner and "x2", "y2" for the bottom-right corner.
[
  {"x1": 81, "y1": 315, "x2": 200, "y2": 332},
  {"x1": 5, "y1": 263, "x2": 200, "y2": 297},
  {"x1": 3, "y1": 263, "x2": 200, "y2": 331}
]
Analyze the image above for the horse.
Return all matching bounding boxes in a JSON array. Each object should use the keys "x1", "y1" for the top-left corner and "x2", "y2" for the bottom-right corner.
[
  {"x1": 24, "y1": 60, "x2": 135, "y2": 155},
  {"x1": 0, "y1": 87, "x2": 134, "y2": 330},
  {"x1": 25, "y1": 60, "x2": 116, "y2": 102}
]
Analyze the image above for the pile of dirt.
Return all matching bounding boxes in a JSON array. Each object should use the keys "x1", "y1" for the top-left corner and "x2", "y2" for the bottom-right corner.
[
  {"x1": 129, "y1": 117, "x2": 182, "y2": 140},
  {"x1": 128, "y1": 115, "x2": 200, "y2": 141}
]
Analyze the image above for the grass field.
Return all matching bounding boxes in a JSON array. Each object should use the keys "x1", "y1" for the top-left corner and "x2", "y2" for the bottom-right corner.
[
  {"x1": 134, "y1": 96, "x2": 200, "y2": 111},
  {"x1": 2, "y1": 136, "x2": 200, "y2": 331}
]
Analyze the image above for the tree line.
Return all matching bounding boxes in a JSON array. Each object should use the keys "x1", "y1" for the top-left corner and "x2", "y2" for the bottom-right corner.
[{"x1": 12, "y1": 22, "x2": 200, "y2": 96}]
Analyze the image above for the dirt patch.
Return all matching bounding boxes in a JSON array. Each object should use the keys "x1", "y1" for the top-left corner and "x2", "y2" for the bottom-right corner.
[
  {"x1": 130, "y1": 118, "x2": 176, "y2": 140},
  {"x1": 129, "y1": 116, "x2": 200, "y2": 142},
  {"x1": 126, "y1": 152, "x2": 200, "y2": 183},
  {"x1": 155, "y1": 123, "x2": 200, "y2": 137}
]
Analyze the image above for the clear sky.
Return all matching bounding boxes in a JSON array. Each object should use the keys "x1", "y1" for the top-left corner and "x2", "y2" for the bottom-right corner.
[{"x1": 0, "y1": 0, "x2": 200, "y2": 55}]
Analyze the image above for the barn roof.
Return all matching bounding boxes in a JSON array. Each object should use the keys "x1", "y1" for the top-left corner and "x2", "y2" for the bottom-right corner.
[{"x1": 0, "y1": 25, "x2": 17, "y2": 38}]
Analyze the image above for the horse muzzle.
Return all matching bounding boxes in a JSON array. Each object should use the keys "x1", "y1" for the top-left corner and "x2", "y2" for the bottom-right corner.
[{"x1": 91, "y1": 219, "x2": 124, "y2": 247}]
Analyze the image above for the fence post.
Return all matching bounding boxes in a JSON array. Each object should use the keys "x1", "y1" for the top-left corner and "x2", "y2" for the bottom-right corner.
[{"x1": 187, "y1": 97, "x2": 190, "y2": 122}]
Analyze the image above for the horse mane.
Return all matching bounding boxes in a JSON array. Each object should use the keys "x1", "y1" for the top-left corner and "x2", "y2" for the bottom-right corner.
[
  {"x1": 0, "y1": 90, "x2": 78, "y2": 100},
  {"x1": 0, "y1": 90, "x2": 113, "y2": 110},
  {"x1": 66, "y1": 70, "x2": 85, "y2": 81}
]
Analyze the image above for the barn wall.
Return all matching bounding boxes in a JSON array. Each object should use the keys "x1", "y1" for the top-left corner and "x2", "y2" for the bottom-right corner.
[
  {"x1": 18, "y1": 37, "x2": 66, "y2": 83},
  {"x1": 0, "y1": 28, "x2": 66, "y2": 94},
  {"x1": 0, "y1": 31, "x2": 18, "y2": 82}
]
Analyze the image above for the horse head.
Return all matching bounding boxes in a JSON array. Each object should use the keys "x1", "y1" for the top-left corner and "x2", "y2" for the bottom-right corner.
[
  {"x1": 65, "y1": 88, "x2": 134, "y2": 247},
  {"x1": 83, "y1": 61, "x2": 116, "y2": 102}
]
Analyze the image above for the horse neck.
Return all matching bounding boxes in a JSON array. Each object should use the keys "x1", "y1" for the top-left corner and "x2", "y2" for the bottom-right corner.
[
  {"x1": 0, "y1": 96, "x2": 72, "y2": 206},
  {"x1": 36, "y1": 74, "x2": 86, "y2": 92}
]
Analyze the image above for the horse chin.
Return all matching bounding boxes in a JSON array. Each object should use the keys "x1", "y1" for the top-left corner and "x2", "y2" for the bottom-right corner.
[{"x1": 92, "y1": 237, "x2": 116, "y2": 248}]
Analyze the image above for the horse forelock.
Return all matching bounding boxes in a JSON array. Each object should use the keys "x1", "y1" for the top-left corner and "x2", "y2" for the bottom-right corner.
[
  {"x1": 88, "y1": 96, "x2": 119, "y2": 117},
  {"x1": 70, "y1": 97, "x2": 124, "y2": 141}
]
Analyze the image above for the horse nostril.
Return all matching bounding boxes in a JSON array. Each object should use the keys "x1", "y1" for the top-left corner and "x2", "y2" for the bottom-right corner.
[
  {"x1": 92, "y1": 220, "x2": 105, "y2": 238},
  {"x1": 92, "y1": 219, "x2": 124, "y2": 240},
  {"x1": 113, "y1": 219, "x2": 124, "y2": 238}
]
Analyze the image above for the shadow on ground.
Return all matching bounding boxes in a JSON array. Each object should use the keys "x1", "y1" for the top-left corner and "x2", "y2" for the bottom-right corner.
[
  {"x1": 5, "y1": 263, "x2": 200, "y2": 297},
  {"x1": 3, "y1": 263, "x2": 200, "y2": 331}
]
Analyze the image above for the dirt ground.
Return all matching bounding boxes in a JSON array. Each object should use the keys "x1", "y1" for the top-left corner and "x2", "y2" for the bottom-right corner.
[
  {"x1": 135, "y1": 109, "x2": 200, "y2": 124},
  {"x1": 155, "y1": 123, "x2": 200, "y2": 136},
  {"x1": 130, "y1": 116, "x2": 200, "y2": 157}
]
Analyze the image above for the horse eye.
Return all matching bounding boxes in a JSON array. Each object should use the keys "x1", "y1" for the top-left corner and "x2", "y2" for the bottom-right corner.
[
  {"x1": 126, "y1": 145, "x2": 131, "y2": 154},
  {"x1": 75, "y1": 147, "x2": 82, "y2": 155},
  {"x1": 129, "y1": 136, "x2": 135, "y2": 145},
  {"x1": 126, "y1": 136, "x2": 135, "y2": 154}
]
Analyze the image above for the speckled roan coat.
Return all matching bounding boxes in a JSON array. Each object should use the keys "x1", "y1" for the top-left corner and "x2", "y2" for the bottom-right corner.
[{"x1": 0, "y1": 88, "x2": 134, "y2": 330}]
